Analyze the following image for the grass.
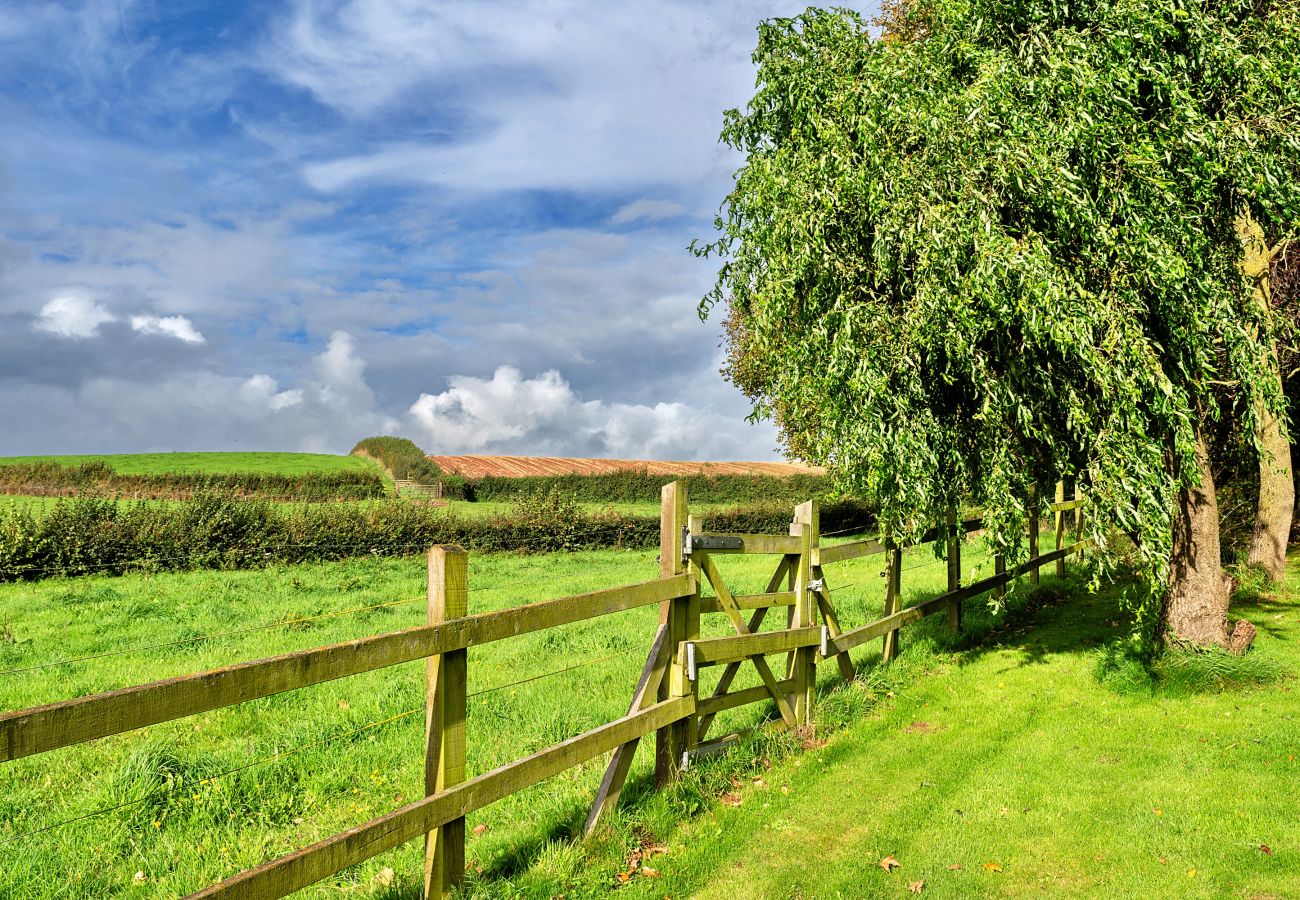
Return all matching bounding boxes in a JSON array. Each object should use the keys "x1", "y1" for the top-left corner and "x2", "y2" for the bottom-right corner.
[
  {"x1": 1, "y1": 539, "x2": 1295, "y2": 898},
  {"x1": 0, "y1": 452, "x2": 378, "y2": 476}
]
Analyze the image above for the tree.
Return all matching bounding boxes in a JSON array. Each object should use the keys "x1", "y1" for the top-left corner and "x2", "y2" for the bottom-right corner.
[
  {"x1": 1240, "y1": 218, "x2": 1294, "y2": 582},
  {"x1": 696, "y1": 1, "x2": 1300, "y2": 648}
]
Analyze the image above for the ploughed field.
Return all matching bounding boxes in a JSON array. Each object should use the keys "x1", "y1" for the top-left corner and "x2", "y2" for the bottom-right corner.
[{"x1": 431, "y1": 454, "x2": 824, "y2": 479}]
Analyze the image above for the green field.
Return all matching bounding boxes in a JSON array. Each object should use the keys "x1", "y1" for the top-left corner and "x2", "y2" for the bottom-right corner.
[
  {"x1": 0, "y1": 541, "x2": 1293, "y2": 898},
  {"x1": 0, "y1": 451, "x2": 378, "y2": 476}
]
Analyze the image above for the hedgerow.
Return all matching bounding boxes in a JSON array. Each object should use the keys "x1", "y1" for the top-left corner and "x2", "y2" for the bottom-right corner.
[
  {"x1": 0, "y1": 493, "x2": 875, "y2": 582},
  {"x1": 0, "y1": 461, "x2": 386, "y2": 501}
]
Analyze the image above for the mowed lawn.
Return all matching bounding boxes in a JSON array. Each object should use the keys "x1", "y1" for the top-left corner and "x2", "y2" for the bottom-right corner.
[
  {"x1": 615, "y1": 563, "x2": 1300, "y2": 900},
  {"x1": 0, "y1": 538, "x2": 1294, "y2": 898},
  {"x1": 0, "y1": 451, "x2": 378, "y2": 476}
]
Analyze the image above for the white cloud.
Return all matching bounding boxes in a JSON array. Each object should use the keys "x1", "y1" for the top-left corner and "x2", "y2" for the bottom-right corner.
[
  {"x1": 239, "y1": 374, "x2": 304, "y2": 411},
  {"x1": 610, "y1": 200, "x2": 687, "y2": 226},
  {"x1": 270, "y1": 1, "x2": 807, "y2": 194},
  {"x1": 408, "y1": 365, "x2": 775, "y2": 459},
  {"x1": 130, "y1": 314, "x2": 206, "y2": 343},
  {"x1": 34, "y1": 291, "x2": 115, "y2": 338}
]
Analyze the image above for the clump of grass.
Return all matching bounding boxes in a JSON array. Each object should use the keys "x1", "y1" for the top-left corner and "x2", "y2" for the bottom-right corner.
[
  {"x1": 1154, "y1": 644, "x2": 1288, "y2": 694},
  {"x1": 1095, "y1": 634, "x2": 1289, "y2": 696}
]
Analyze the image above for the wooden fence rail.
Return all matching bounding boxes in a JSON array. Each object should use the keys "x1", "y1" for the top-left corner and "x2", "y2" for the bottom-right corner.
[{"x1": 2, "y1": 479, "x2": 1086, "y2": 898}]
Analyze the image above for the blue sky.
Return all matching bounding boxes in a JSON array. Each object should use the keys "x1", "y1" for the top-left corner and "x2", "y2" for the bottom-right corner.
[{"x1": 0, "y1": 1, "x2": 870, "y2": 459}]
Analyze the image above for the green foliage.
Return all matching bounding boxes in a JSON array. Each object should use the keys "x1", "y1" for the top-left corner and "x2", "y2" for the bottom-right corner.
[
  {"x1": 696, "y1": 1, "x2": 1300, "y2": 618},
  {"x1": 466, "y1": 470, "x2": 830, "y2": 504},
  {"x1": 350, "y1": 436, "x2": 443, "y2": 482},
  {"x1": 0, "y1": 460, "x2": 386, "y2": 501}
]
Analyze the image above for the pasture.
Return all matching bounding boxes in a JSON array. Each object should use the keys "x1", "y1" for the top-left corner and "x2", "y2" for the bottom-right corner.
[{"x1": 0, "y1": 452, "x2": 378, "y2": 477}]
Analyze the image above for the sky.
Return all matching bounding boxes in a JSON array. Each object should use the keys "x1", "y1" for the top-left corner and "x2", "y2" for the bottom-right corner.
[{"x1": 0, "y1": 0, "x2": 872, "y2": 461}]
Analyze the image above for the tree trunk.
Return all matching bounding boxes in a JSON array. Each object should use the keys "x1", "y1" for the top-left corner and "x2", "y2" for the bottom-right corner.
[
  {"x1": 1248, "y1": 372, "x2": 1293, "y2": 581},
  {"x1": 1165, "y1": 431, "x2": 1253, "y2": 651},
  {"x1": 1241, "y1": 214, "x2": 1293, "y2": 581}
]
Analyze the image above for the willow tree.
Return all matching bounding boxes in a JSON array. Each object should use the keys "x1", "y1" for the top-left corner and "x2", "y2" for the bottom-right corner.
[{"x1": 697, "y1": 1, "x2": 1300, "y2": 648}]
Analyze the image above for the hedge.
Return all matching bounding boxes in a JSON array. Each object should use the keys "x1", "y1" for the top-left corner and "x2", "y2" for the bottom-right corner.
[
  {"x1": 0, "y1": 461, "x2": 386, "y2": 502},
  {"x1": 0, "y1": 493, "x2": 875, "y2": 582}
]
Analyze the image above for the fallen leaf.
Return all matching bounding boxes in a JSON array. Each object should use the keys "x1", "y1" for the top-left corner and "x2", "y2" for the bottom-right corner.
[
  {"x1": 132, "y1": 872, "x2": 147, "y2": 885},
  {"x1": 880, "y1": 855, "x2": 901, "y2": 872},
  {"x1": 947, "y1": 864, "x2": 963, "y2": 871},
  {"x1": 616, "y1": 871, "x2": 632, "y2": 884},
  {"x1": 982, "y1": 862, "x2": 1004, "y2": 873},
  {"x1": 907, "y1": 880, "x2": 925, "y2": 893},
  {"x1": 1260, "y1": 845, "x2": 1274, "y2": 856},
  {"x1": 904, "y1": 721, "x2": 934, "y2": 734},
  {"x1": 473, "y1": 823, "x2": 489, "y2": 836},
  {"x1": 338, "y1": 700, "x2": 350, "y2": 710},
  {"x1": 1094, "y1": 855, "x2": 1105, "y2": 862},
  {"x1": 752, "y1": 777, "x2": 767, "y2": 788},
  {"x1": 780, "y1": 784, "x2": 790, "y2": 795},
  {"x1": 721, "y1": 792, "x2": 742, "y2": 807},
  {"x1": 1187, "y1": 868, "x2": 1197, "y2": 878},
  {"x1": 1153, "y1": 808, "x2": 1163, "y2": 817},
  {"x1": 641, "y1": 867, "x2": 660, "y2": 878},
  {"x1": 1158, "y1": 857, "x2": 1168, "y2": 865},
  {"x1": 374, "y1": 867, "x2": 394, "y2": 887}
]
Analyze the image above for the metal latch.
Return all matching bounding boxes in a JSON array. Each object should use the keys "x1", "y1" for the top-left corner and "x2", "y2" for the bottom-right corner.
[
  {"x1": 820, "y1": 626, "x2": 830, "y2": 658},
  {"x1": 809, "y1": 578, "x2": 825, "y2": 593},
  {"x1": 685, "y1": 642, "x2": 698, "y2": 682}
]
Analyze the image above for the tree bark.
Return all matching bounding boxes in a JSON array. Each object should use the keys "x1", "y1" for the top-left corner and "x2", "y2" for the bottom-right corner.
[
  {"x1": 1248, "y1": 371, "x2": 1293, "y2": 581},
  {"x1": 1240, "y1": 222, "x2": 1294, "y2": 581},
  {"x1": 1164, "y1": 430, "x2": 1246, "y2": 650}
]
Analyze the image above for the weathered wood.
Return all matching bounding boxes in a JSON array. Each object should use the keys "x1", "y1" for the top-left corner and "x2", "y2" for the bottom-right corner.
[
  {"x1": 811, "y1": 517, "x2": 983, "y2": 567},
  {"x1": 946, "y1": 512, "x2": 962, "y2": 633},
  {"x1": 694, "y1": 551, "x2": 798, "y2": 726},
  {"x1": 687, "y1": 627, "x2": 823, "y2": 665},
  {"x1": 1055, "y1": 480, "x2": 1067, "y2": 578},
  {"x1": 813, "y1": 537, "x2": 886, "y2": 566},
  {"x1": 994, "y1": 551, "x2": 1007, "y2": 602},
  {"x1": 583, "y1": 623, "x2": 669, "y2": 836},
  {"x1": 827, "y1": 540, "x2": 1090, "y2": 657},
  {"x1": 0, "y1": 573, "x2": 694, "y2": 763},
  {"x1": 696, "y1": 678, "x2": 799, "y2": 718},
  {"x1": 1050, "y1": 499, "x2": 1082, "y2": 512},
  {"x1": 796, "y1": 499, "x2": 854, "y2": 683},
  {"x1": 700, "y1": 591, "x2": 796, "y2": 614},
  {"x1": 790, "y1": 517, "x2": 815, "y2": 724},
  {"x1": 689, "y1": 532, "x2": 803, "y2": 556},
  {"x1": 882, "y1": 544, "x2": 902, "y2": 662},
  {"x1": 425, "y1": 547, "x2": 467, "y2": 900},
  {"x1": 656, "y1": 481, "x2": 690, "y2": 786},
  {"x1": 188, "y1": 696, "x2": 695, "y2": 900},
  {"x1": 695, "y1": 558, "x2": 789, "y2": 742}
]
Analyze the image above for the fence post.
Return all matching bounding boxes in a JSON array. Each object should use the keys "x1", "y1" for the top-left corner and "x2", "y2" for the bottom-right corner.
[
  {"x1": 946, "y1": 512, "x2": 962, "y2": 633},
  {"x1": 1074, "y1": 481, "x2": 1084, "y2": 543},
  {"x1": 882, "y1": 540, "x2": 902, "y2": 662},
  {"x1": 1054, "y1": 480, "x2": 1066, "y2": 577},
  {"x1": 789, "y1": 518, "x2": 815, "y2": 725},
  {"x1": 656, "y1": 481, "x2": 692, "y2": 786},
  {"x1": 1028, "y1": 486, "x2": 1040, "y2": 587},
  {"x1": 425, "y1": 546, "x2": 468, "y2": 900}
]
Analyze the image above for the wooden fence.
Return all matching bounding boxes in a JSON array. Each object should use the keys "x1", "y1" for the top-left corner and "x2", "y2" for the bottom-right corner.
[{"x1": 0, "y1": 480, "x2": 1086, "y2": 898}]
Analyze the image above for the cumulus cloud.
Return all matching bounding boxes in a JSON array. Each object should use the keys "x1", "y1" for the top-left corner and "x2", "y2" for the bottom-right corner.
[
  {"x1": 34, "y1": 291, "x2": 115, "y2": 338},
  {"x1": 130, "y1": 314, "x2": 205, "y2": 343},
  {"x1": 610, "y1": 199, "x2": 687, "y2": 226},
  {"x1": 408, "y1": 365, "x2": 774, "y2": 459}
]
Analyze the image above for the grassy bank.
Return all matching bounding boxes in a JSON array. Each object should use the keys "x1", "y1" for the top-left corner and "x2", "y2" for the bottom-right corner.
[
  {"x1": 0, "y1": 535, "x2": 975, "y2": 897},
  {"x1": 0, "y1": 452, "x2": 378, "y2": 476}
]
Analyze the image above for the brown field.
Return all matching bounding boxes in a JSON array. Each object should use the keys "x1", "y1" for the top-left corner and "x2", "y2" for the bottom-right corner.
[{"x1": 430, "y1": 454, "x2": 824, "y2": 479}]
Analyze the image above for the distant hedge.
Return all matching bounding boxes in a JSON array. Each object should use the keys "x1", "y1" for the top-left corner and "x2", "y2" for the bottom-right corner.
[
  {"x1": 350, "y1": 436, "x2": 444, "y2": 482},
  {"x1": 0, "y1": 461, "x2": 386, "y2": 502},
  {"x1": 0, "y1": 494, "x2": 875, "y2": 582},
  {"x1": 464, "y1": 471, "x2": 831, "y2": 504}
]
